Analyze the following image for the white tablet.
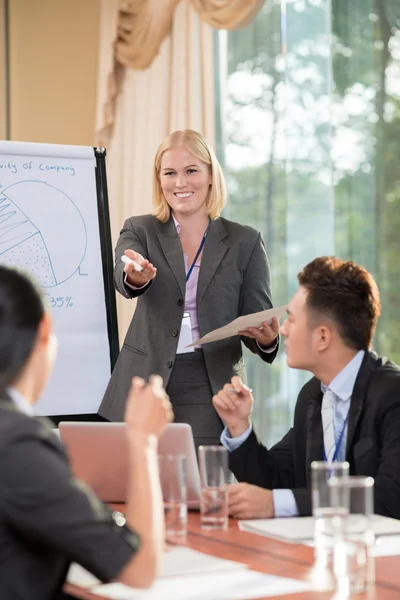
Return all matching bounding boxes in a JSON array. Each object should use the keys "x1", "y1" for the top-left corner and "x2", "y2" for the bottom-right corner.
[{"x1": 58, "y1": 422, "x2": 201, "y2": 507}]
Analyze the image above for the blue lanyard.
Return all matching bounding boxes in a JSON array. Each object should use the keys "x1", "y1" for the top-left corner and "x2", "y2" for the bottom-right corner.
[
  {"x1": 185, "y1": 229, "x2": 208, "y2": 283},
  {"x1": 323, "y1": 407, "x2": 351, "y2": 462}
]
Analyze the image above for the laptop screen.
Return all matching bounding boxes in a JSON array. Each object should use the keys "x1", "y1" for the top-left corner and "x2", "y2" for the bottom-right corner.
[{"x1": 59, "y1": 422, "x2": 201, "y2": 507}]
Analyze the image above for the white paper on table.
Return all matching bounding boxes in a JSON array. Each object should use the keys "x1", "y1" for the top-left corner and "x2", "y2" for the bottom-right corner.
[
  {"x1": 160, "y1": 547, "x2": 247, "y2": 577},
  {"x1": 239, "y1": 517, "x2": 315, "y2": 543},
  {"x1": 89, "y1": 569, "x2": 312, "y2": 600},
  {"x1": 186, "y1": 305, "x2": 287, "y2": 348},
  {"x1": 369, "y1": 515, "x2": 400, "y2": 536},
  {"x1": 239, "y1": 515, "x2": 400, "y2": 544},
  {"x1": 67, "y1": 546, "x2": 247, "y2": 589},
  {"x1": 373, "y1": 534, "x2": 400, "y2": 557},
  {"x1": 67, "y1": 562, "x2": 100, "y2": 588},
  {"x1": 304, "y1": 532, "x2": 400, "y2": 558}
]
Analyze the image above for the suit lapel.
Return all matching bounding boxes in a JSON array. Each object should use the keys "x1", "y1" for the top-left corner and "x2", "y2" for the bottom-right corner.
[
  {"x1": 304, "y1": 352, "x2": 376, "y2": 483},
  {"x1": 156, "y1": 217, "x2": 186, "y2": 297},
  {"x1": 305, "y1": 379, "x2": 324, "y2": 486},
  {"x1": 345, "y1": 351, "x2": 376, "y2": 458},
  {"x1": 197, "y1": 218, "x2": 228, "y2": 305}
]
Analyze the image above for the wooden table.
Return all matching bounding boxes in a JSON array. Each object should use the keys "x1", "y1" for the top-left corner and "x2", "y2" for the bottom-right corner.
[{"x1": 65, "y1": 512, "x2": 400, "y2": 599}]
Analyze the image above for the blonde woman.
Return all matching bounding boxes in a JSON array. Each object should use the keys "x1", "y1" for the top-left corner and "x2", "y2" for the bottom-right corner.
[{"x1": 100, "y1": 130, "x2": 279, "y2": 447}]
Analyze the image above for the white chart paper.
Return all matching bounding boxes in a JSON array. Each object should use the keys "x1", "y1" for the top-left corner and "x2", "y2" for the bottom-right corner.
[{"x1": 0, "y1": 141, "x2": 111, "y2": 415}]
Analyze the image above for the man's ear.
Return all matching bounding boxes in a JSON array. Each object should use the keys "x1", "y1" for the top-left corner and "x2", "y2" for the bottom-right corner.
[
  {"x1": 37, "y1": 312, "x2": 52, "y2": 346},
  {"x1": 316, "y1": 325, "x2": 332, "y2": 352}
]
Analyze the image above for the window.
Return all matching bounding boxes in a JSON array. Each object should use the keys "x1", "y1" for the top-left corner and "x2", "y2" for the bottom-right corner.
[{"x1": 216, "y1": 0, "x2": 400, "y2": 446}]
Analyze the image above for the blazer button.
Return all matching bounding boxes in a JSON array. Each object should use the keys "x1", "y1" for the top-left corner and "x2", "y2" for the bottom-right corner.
[
  {"x1": 172, "y1": 329, "x2": 178, "y2": 337},
  {"x1": 167, "y1": 360, "x2": 173, "y2": 368},
  {"x1": 177, "y1": 298, "x2": 184, "y2": 306}
]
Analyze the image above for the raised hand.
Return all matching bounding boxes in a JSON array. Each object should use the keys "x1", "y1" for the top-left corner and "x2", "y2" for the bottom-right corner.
[
  {"x1": 124, "y1": 375, "x2": 173, "y2": 439},
  {"x1": 212, "y1": 375, "x2": 253, "y2": 438}
]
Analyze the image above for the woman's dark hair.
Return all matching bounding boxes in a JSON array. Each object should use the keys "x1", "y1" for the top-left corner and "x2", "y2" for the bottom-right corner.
[{"x1": 0, "y1": 265, "x2": 45, "y2": 394}]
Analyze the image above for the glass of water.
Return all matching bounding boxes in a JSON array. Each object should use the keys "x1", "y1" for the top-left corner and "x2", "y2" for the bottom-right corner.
[
  {"x1": 311, "y1": 461, "x2": 350, "y2": 567},
  {"x1": 198, "y1": 445, "x2": 229, "y2": 530},
  {"x1": 328, "y1": 475, "x2": 375, "y2": 597},
  {"x1": 158, "y1": 454, "x2": 187, "y2": 540}
]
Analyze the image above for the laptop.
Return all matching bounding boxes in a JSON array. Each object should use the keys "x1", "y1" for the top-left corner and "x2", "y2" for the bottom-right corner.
[{"x1": 58, "y1": 422, "x2": 201, "y2": 508}]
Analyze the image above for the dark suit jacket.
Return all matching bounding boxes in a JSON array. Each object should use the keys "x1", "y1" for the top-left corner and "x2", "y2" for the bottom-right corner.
[
  {"x1": 0, "y1": 398, "x2": 138, "y2": 599},
  {"x1": 99, "y1": 214, "x2": 278, "y2": 421},
  {"x1": 229, "y1": 351, "x2": 400, "y2": 519}
]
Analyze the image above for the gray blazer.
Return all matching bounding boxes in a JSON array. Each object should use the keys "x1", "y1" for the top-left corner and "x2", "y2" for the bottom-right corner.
[{"x1": 99, "y1": 214, "x2": 278, "y2": 421}]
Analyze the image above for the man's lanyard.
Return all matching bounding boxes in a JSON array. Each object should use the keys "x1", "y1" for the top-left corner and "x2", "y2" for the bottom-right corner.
[
  {"x1": 185, "y1": 229, "x2": 208, "y2": 283},
  {"x1": 323, "y1": 407, "x2": 351, "y2": 462}
]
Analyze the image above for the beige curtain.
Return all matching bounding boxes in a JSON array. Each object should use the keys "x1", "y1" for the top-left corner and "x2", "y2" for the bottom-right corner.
[
  {"x1": 97, "y1": 0, "x2": 264, "y2": 147},
  {"x1": 96, "y1": 0, "x2": 214, "y2": 341},
  {"x1": 116, "y1": 0, "x2": 180, "y2": 69},
  {"x1": 115, "y1": 0, "x2": 263, "y2": 68},
  {"x1": 191, "y1": 0, "x2": 265, "y2": 28}
]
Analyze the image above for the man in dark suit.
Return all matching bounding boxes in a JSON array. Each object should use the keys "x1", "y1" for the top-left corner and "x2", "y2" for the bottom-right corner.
[{"x1": 213, "y1": 256, "x2": 400, "y2": 520}]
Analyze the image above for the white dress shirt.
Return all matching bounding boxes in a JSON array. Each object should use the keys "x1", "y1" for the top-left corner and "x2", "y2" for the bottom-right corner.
[{"x1": 6, "y1": 387, "x2": 35, "y2": 416}]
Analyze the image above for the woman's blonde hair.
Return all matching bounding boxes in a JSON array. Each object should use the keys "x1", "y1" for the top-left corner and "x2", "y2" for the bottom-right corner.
[{"x1": 153, "y1": 130, "x2": 226, "y2": 222}]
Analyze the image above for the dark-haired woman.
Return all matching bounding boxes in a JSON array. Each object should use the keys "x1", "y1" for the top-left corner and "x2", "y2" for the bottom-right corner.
[{"x1": 0, "y1": 265, "x2": 172, "y2": 599}]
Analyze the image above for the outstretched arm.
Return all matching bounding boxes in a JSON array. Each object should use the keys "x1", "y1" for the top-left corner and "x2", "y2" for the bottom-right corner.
[{"x1": 114, "y1": 219, "x2": 157, "y2": 298}]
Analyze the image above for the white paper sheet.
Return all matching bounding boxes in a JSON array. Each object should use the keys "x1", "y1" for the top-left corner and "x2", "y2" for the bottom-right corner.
[
  {"x1": 373, "y1": 534, "x2": 400, "y2": 556},
  {"x1": 0, "y1": 141, "x2": 111, "y2": 415},
  {"x1": 67, "y1": 546, "x2": 247, "y2": 589},
  {"x1": 89, "y1": 570, "x2": 312, "y2": 600},
  {"x1": 239, "y1": 515, "x2": 400, "y2": 544},
  {"x1": 67, "y1": 563, "x2": 99, "y2": 588},
  {"x1": 239, "y1": 517, "x2": 315, "y2": 542},
  {"x1": 160, "y1": 546, "x2": 247, "y2": 577},
  {"x1": 187, "y1": 305, "x2": 287, "y2": 347},
  {"x1": 303, "y1": 533, "x2": 400, "y2": 557}
]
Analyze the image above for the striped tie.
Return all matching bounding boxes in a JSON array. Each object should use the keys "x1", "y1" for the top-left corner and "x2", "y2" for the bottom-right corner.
[{"x1": 321, "y1": 388, "x2": 336, "y2": 463}]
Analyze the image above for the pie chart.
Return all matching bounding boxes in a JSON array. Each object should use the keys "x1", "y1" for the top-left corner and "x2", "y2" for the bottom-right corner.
[{"x1": 0, "y1": 180, "x2": 87, "y2": 287}]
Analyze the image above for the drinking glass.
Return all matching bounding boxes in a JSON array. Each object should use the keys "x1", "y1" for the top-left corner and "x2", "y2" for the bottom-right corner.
[
  {"x1": 158, "y1": 454, "x2": 187, "y2": 539},
  {"x1": 329, "y1": 475, "x2": 375, "y2": 596},
  {"x1": 198, "y1": 445, "x2": 229, "y2": 530},
  {"x1": 311, "y1": 461, "x2": 350, "y2": 567}
]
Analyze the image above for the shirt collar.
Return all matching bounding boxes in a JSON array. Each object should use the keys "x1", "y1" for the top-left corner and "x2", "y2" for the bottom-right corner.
[
  {"x1": 172, "y1": 214, "x2": 181, "y2": 234},
  {"x1": 171, "y1": 214, "x2": 210, "y2": 236},
  {"x1": 321, "y1": 349, "x2": 365, "y2": 401},
  {"x1": 6, "y1": 387, "x2": 35, "y2": 416}
]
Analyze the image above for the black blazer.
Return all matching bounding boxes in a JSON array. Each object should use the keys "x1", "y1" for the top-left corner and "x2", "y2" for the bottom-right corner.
[
  {"x1": 230, "y1": 351, "x2": 400, "y2": 519},
  {"x1": 0, "y1": 398, "x2": 139, "y2": 599},
  {"x1": 100, "y1": 214, "x2": 278, "y2": 421}
]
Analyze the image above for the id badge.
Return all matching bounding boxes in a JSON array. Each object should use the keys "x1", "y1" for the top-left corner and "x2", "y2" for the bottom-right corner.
[{"x1": 176, "y1": 312, "x2": 194, "y2": 354}]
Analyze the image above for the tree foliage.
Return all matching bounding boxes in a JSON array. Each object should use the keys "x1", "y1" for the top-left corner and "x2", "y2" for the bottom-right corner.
[{"x1": 220, "y1": 0, "x2": 400, "y2": 445}]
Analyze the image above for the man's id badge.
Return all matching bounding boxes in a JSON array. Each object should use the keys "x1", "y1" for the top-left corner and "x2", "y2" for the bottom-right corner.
[{"x1": 176, "y1": 312, "x2": 194, "y2": 354}]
